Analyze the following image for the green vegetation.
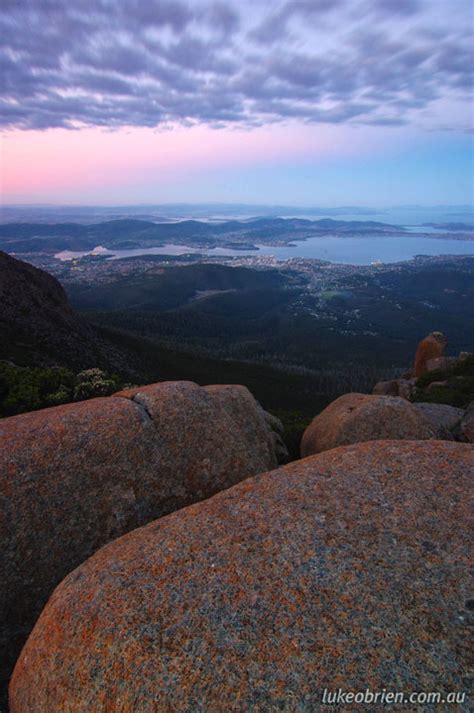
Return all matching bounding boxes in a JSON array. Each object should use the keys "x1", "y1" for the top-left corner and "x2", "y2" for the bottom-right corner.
[
  {"x1": 321, "y1": 290, "x2": 353, "y2": 301},
  {"x1": 66, "y1": 261, "x2": 474, "y2": 375},
  {"x1": 69, "y1": 263, "x2": 415, "y2": 370},
  {"x1": 3, "y1": 254, "x2": 473, "y2": 448},
  {"x1": 413, "y1": 355, "x2": 474, "y2": 408},
  {"x1": 0, "y1": 363, "x2": 128, "y2": 417},
  {"x1": 270, "y1": 409, "x2": 313, "y2": 461},
  {"x1": 68, "y1": 263, "x2": 286, "y2": 312}
]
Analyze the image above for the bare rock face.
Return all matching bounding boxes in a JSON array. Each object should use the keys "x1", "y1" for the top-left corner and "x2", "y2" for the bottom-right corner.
[
  {"x1": 300, "y1": 393, "x2": 436, "y2": 456},
  {"x1": 414, "y1": 331, "x2": 447, "y2": 377},
  {"x1": 426, "y1": 356, "x2": 457, "y2": 372},
  {"x1": 258, "y1": 407, "x2": 289, "y2": 464},
  {"x1": 397, "y1": 378, "x2": 417, "y2": 400},
  {"x1": 372, "y1": 378, "x2": 417, "y2": 400},
  {"x1": 0, "y1": 381, "x2": 280, "y2": 698},
  {"x1": 371, "y1": 378, "x2": 400, "y2": 396},
  {"x1": 459, "y1": 401, "x2": 474, "y2": 443},
  {"x1": 413, "y1": 403, "x2": 465, "y2": 440},
  {"x1": 9, "y1": 441, "x2": 473, "y2": 712}
]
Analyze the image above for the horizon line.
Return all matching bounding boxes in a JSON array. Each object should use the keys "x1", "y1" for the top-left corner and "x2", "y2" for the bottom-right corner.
[{"x1": 2, "y1": 202, "x2": 473, "y2": 209}]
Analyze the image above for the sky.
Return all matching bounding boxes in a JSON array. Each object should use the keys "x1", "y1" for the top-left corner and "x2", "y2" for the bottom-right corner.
[{"x1": 0, "y1": 0, "x2": 473, "y2": 206}]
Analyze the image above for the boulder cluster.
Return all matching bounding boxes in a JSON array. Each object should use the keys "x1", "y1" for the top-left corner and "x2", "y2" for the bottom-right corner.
[
  {"x1": 301, "y1": 392, "x2": 437, "y2": 456},
  {"x1": 372, "y1": 331, "x2": 472, "y2": 403},
  {"x1": 299, "y1": 331, "x2": 473, "y2": 458},
  {"x1": 1, "y1": 340, "x2": 473, "y2": 710},
  {"x1": 300, "y1": 394, "x2": 469, "y2": 457}
]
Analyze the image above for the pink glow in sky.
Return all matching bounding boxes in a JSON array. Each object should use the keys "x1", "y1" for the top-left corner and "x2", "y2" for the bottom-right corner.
[
  {"x1": 1, "y1": 1, "x2": 472, "y2": 206},
  {"x1": 1, "y1": 122, "x2": 404, "y2": 203}
]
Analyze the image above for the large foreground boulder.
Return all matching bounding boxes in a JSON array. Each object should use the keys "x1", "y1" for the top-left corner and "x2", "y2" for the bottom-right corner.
[
  {"x1": 10, "y1": 441, "x2": 473, "y2": 711},
  {"x1": 0, "y1": 381, "x2": 280, "y2": 699},
  {"x1": 300, "y1": 393, "x2": 436, "y2": 456}
]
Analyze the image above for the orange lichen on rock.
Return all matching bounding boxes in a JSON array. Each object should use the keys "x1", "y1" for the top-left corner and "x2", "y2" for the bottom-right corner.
[
  {"x1": 300, "y1": 393, "x2": 436, "y2": 456},
  {"x1": 9, "y1": 440, "x2": 473, "y2": 712},
  {"x1": 414, "y1": 331, "x2": 448, "y2": 377},
  {"x1": 0, "y1": 380, "x2": 282, "y2": 698}
]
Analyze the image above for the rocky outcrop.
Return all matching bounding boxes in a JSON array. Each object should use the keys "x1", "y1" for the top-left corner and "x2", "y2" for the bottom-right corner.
[
  {"x1": 371, "y1": 378, "x2": 400, "y2": 396},
  {"x1": 459, "y1": 401, "x2": 474, "y2": 443},
  {"x1": 10, "y1": 441, "x2": 473, "y2": 712},
  {"x1": 0, "y1": 380, "x2": 281, "y2": 698},
  {"x1": 372, "y1": 341, "x2": 473, "y2": 403},
  {"x1": 413, "y1": 403, "x2": 464, "y2": 440},
  {"x1": 372, "y1": 377, "x2": 417, "y2": 400},
  {"x1": 414, "y1": 331, "x2": 447, "y2": 377},
  {"x1": 300, "y1": 393, "x2": 436, "y2": 456}
]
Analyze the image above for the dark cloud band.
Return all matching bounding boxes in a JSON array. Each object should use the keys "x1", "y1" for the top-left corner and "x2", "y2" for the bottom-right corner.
[{"x1": 0, "y1": 0, "x2": 472, "y2": 131}]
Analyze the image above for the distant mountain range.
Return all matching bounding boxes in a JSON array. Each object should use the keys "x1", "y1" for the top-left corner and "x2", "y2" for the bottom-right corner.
[
  {"x1": 1, "y1": 203, "x2": 472, "y2": 225},
  {"x1": 423, "y1": 222, "x2": 474, "y2": 231},
  {"x1": 0, "y1": 217, "x2": 403, "y2": 254}
]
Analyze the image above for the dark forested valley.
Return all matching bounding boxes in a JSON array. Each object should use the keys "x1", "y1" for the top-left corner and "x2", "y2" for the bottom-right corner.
[{"x1": 2, "y1": 248, "x2": 474, "y2": 456}]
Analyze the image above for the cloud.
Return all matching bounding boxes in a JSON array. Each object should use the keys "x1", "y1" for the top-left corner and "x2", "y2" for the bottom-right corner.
[
  {"x1": 203, "y1": 2, "x2": 240, "y2": 35},
  {"x1": 372, "y1": 0, "x2": 421, "y2": 16},
  {"x1": 249, "y1": 0, "x2": 345, "y2": 44},
  {"x1": 0, "y1": 0, "x2": 472, "y2": 131}
]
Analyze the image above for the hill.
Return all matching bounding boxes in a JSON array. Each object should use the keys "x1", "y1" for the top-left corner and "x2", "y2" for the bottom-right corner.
[
  {"x1": 0, "y1": 254, "x2": 334, "y2": 438},
  {"x1": 0, "y1": 250, "x2": 168, "y2": 383},
  {"x1": 0, "y1": 250, "x2": 101, "y2": 368},
  {"x1": 0, "y1": 217, "x2": 403, "y2": 254}
]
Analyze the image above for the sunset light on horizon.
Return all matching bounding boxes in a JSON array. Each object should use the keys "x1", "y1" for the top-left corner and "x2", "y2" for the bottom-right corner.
[{"x1": 1, "y1": 0, "x2": 473, "y2": 206}]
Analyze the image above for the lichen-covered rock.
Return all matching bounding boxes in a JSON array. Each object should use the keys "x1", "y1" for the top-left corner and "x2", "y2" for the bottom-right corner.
[
  {"x1": 300, "y1": 393, "x2": 436, "y2": 456},
  {"x1": 413, "y1": 403, "x2": 465, "y2": 440},
  {"x1": 414, "y1": 331, "x2": 447, "y2": 377},
  {"x1": 10, "y1": 441, "x2": 473, "y2": 712},
  {"x1": 0, "y1": 381, "x2": 279, "y2": 698},
  {"x1": 459, "y1": 401, "x2": 474, "y2": 443}
]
